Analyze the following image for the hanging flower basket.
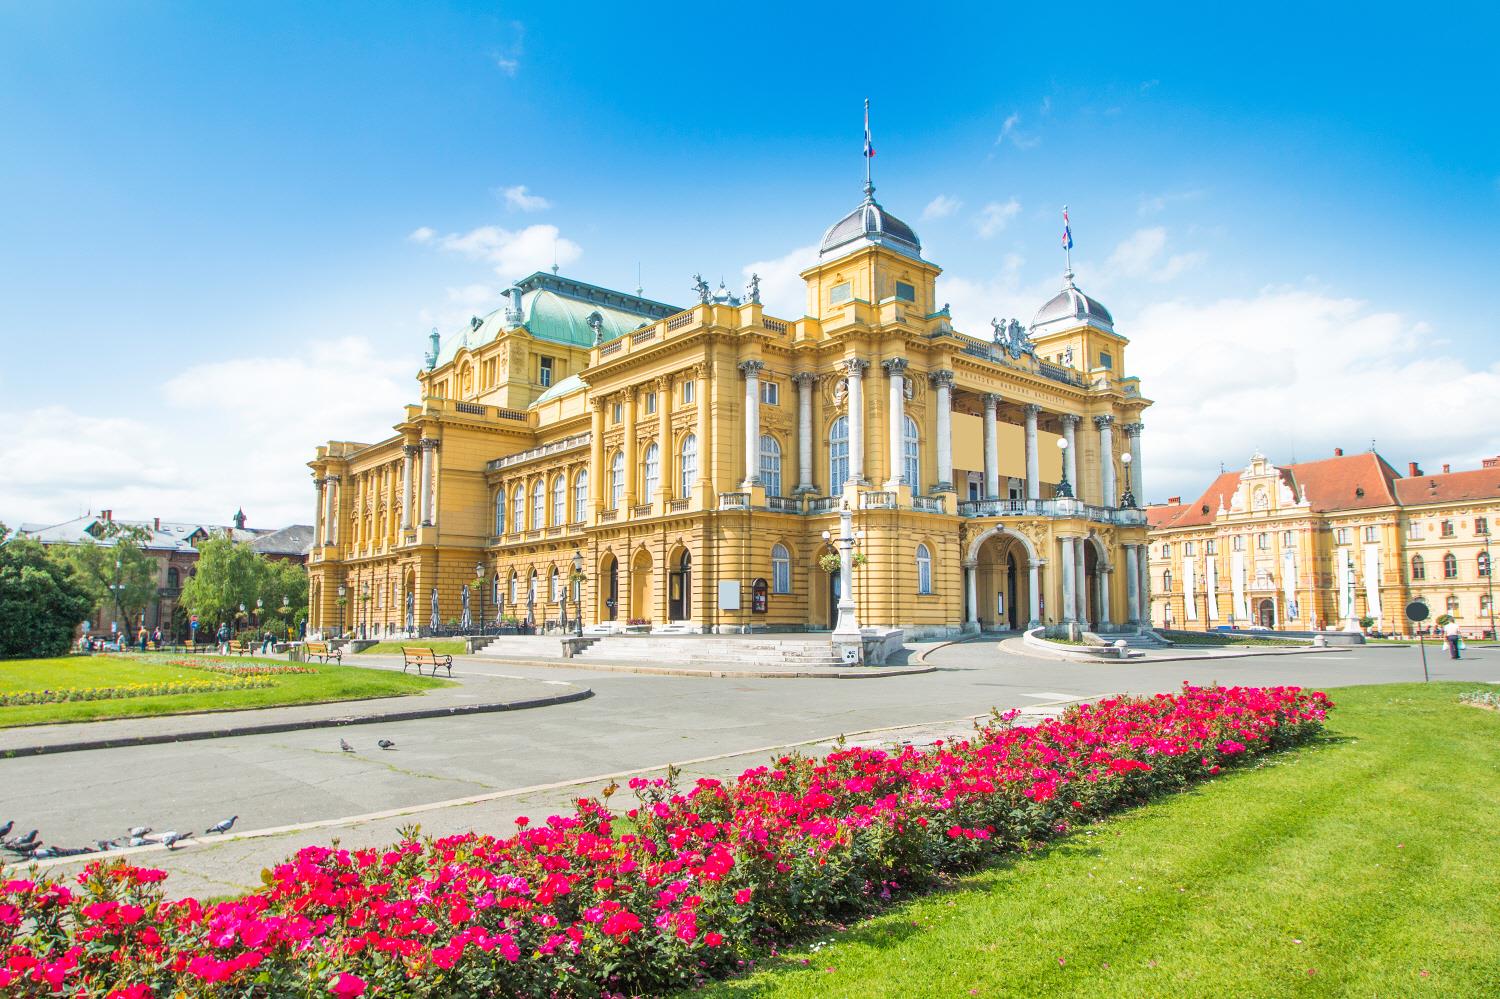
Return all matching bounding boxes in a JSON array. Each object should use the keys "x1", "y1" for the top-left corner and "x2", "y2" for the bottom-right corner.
[{"x1": 819, "y1": 552, "x2": 866, "y2": 573}]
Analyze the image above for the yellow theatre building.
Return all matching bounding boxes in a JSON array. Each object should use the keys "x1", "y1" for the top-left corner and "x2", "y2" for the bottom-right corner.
[{"x1": 306, "y1": 174, "x2": 1154, "y2": 645}]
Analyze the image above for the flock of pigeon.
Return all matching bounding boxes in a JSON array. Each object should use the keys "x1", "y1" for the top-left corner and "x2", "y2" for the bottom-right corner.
[{"x1": 1, "y1": 737, "x2": 396, "y2": 863}]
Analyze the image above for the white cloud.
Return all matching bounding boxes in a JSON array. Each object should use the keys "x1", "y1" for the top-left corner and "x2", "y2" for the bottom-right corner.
[
  {"x1": 446, "y1": 283, "x2": 498, "y2": 306},
  {"x1": 1105, "y1": 226, "x2": 1203, "y2": 282},
  {"x1": 741, "y1": 244, "x2": 818, "y2": 318},
  {"x1": 494, "y1": 56, "x2": 518, "y2": 76},
  {"x1": 1129, "y1": 287, "x2": 1500, "y2": 503},
  {"x1": 936, "y1": 252, "x2": 1054, "y2": 336},
  {"x1": 0, "y1": 338, "x2": 414, "y2": 529},
  {"x1": 502, "y1": 185, "x2": 550, "y2": 212},
  {"x1": 996, "y1": 113, "x2": 1040, "y2": 150},
  {"x1": 922, "y1": 195, "x2": 962, "y2": 221},
  {"x1": 489, "y1": 20, "x2": 525, "y2": 76},
  {"x1": 1137, "y1": 188, "x2": 1205, "y2": 216},
  {"x1": 975, "y1": 198, "x2": 1021, "y2": 239},
  {"x1": 414, "y1": 223, "x2": 582, "y2": 282},
  {"x1": 408, "y1": 226, "x2": 436, "y2": 244}
]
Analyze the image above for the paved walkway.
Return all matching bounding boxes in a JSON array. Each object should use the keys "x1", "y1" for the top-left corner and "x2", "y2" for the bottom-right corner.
[
  {"x1": 0, "y1": 666, "x2": 591, "y2": 757},
  {"x1": 986, "y1": 634, "x2": 1348, "y2": 664}
]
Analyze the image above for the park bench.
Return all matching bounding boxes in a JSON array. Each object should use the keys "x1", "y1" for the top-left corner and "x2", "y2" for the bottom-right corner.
[
  {"x1": 304, "y1": 641, "x2": 342, "y2": 664},
  {"x1": 227, "y1": 640, "x2": 253, "y2": 656},
  {"x1": 402, "y1": 646, "x2": 453, "y2": 678}
]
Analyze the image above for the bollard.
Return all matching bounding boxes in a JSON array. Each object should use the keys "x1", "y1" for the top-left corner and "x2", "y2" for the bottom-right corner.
[{"x1": 1113, "y1": 638, "x2": 1129, "y2": 659}]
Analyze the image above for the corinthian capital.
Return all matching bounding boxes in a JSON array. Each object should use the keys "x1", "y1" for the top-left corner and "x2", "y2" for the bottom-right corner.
[
  {"x1": 928, "y1": 369, "x2": 955, "y2": 389},
  {"x1": 791, "y1": 371, "x2": 818, "y2": 386},
  {"x1": 1122, "y1": 421, "x2": 1145, "y2": 437},
  {"x1": 842, "y1": 357, "x2": 870, "y2": 377},
  {"x1": 738, "y1": 360, "x2": 765, "y2": 377},
  {"x1": 1093, "y1": 414, "x2": 1115, "y2": 430},
  {"x1": 881, "y1": 357, "x2": 909, "y2": 376}
]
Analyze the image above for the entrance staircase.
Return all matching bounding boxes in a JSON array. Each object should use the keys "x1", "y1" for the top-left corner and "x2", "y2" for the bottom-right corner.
[
  {"x1": 474, "y1": 635, "x2": 571, "y2": 659},
  {"x1": 1099, "y1": 629, "x2": 1173, "y2": 650},
  {"x1": 571, "y1": 635, "x2": 845, "y2": 669}
]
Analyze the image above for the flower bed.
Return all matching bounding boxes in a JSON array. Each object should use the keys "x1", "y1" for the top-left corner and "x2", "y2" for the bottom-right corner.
[
  {"x1": 0, "y1": 677, "x2": 272, "y2": 708},
  {"x1": 0, "y1": 684, "x2": 1330, "y2": 998},
  {"x1": 162, "y1": 659, "x2": 317, "y2": 678}
]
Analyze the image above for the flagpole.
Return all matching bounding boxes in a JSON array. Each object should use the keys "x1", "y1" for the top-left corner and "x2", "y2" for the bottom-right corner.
[
  {"x1": 863, "y1": 97, "x2": 872, "y2": 196},
  {"x1": 1063, "y1": 204, "x2": 1072, "y2": 275}
]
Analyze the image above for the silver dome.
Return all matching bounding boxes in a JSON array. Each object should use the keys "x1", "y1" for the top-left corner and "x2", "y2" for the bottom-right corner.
[
  {"x1": 819, "y1": 188, "x2": 922, "y2": 262},
  {"x1": 1030, "y1": 271, "x2": 1114, "y2": 335}
]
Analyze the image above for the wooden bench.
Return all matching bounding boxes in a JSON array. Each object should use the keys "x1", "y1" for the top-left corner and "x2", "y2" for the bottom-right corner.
[
  {"x1": 227, "y1": 640, "x2": 254, "y2": 656},
  {"x1": 402, "y1": 646, "x2": 453, "y2": 677},
  {"x1": 304, "y1": 641, "x2": 342, "y2": 664}
]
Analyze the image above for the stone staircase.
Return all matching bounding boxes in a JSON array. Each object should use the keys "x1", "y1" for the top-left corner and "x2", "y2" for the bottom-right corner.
[
  {"x1": 571, "y1": 635, "x2": 846, "y2": 669},
  {"x1": 474, "y1": 635, "x2": 572, "y2": 659},
  {"x1": 1103, "y1": 629, "x2": 1173, "y2": 650}
]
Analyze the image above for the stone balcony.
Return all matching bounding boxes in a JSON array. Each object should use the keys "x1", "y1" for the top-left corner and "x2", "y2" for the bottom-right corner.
[{"x1": 957, "y1": 497, "x2": 1147, "y2": 526}]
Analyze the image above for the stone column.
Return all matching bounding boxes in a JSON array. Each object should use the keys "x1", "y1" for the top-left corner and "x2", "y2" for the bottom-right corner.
[
  {"x1": 965, "y1": 563, "x2": 979, "y2": 627},
  {"x1": 326, "y1": 475, "x2": 340, "y2": 544},
  {"x1": 1074, "y1": 537, "x2": 1088, "y2": 628},
  {"x1": 1137, "y1": 544, "x2": 1151, "y2": 628},
  {"x1": 1124, "y1": 422, "x2": 1144, "y2": 500},
  {"x1": 882, "y1": 358, "x2": 908, "y2": 488},
  {"x1": 740, "y1": 360, "x2": 763, "y2": 488},
  {"x1": 1125, "y1": 543, "x2": 1141, "y2": 625},
  {"x1": 314, "y1": 477, "x2": 326, "y2": 546},
  {"x1": 696, "y1": 365, "x2": 712, "y2": 494},
  {"x1": 419, "y1": 441, "x2": 437, "y2": 525},
  {"x1": 1024, "y1": 404, "x2": 1042, "y2": 502},
  {"x1": 1060, "y1": 415, "x2": 1079, "y2": 493},
  {"x1": 982, "y1": 393, "x2": 1001, "y2": 499},
  {"x1": 1098, "y1": 566, "x2": 1113, "y2": 629},
  {"x1": 656, "y1": 375, "x2": 672, "y2": 503},
  {"x1": 1028, "y1": 560, "x2": 1042, "y2": 627},
  {"x1": 1059, "y1": 537, "x2": 1077, "y2": 623},
  {"x1": 589, "y1": 399, "x2": 606, "y2": 515},
  {"x1": 400, "y1": 446, "x2": 415, "y2": 531},
  {"x1": 844, "y1": 358, "x2": 869, "y2": 486},
  {"x1": 623, "y1": 388, "x2": 638, "y2": 506},
  {"x1": 1096, "y1": 415, "x2": 1116, "y2": 507},
  {"x1": 793, "y1": 372, "x2": 817, "y2": 494},
  {"x1": 930, "y1": 370, "x2": 954, "y2": 492}
]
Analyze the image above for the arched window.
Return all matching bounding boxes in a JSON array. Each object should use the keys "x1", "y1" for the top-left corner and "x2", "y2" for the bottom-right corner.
[
  {"x1": 642, "y1": 442, "x2": 660, "y2": 500},
  {"x1": 573, "y1": 470, "x2": 588, "y2": 523},
  {"x1": 679, "y1": 433, "x2": 698, "y2": 498},
  {"x1": 903, "y1": 414, "x2": 920, "y2": 489},
  {"x1": 1480, "y1": 551, "x2": 1492, "y2": 578},
  {"x1": 1446, "y1": 594, "x2": 1460, "y2": 615},
  {"x1": 1163, "y1": 569, "x2": 1174, "y2": 592},
  {"x1": 550, "y1": 567, "x2": 561, "y2": 602},
  {"x1": 509, "y1": 572, "x2": 519, "y2": 604},
  {"x1": 771, "y1": 543, "x2": 791, "y2": 594},
  {"x1": 829, "y1": 416, "x2": 849, "y2": 491},
  {"x1": 512, "y1": 487, "x2": 525, "y2": 534},
  {"x1": 531, "y1": 479, "x2": 545, "y2": 529},
  {"x1": 1443, "y1": 552, "x2": 1458, "y2": 579},
  {"x1": 1411, "y1": 554, "x2": 1426, "y2": 580},
  {"x1": 760, "y1": 434, "x2": 783, "y2": 496},
  {"x1": 1483, "y1": 594, "x2": 1493, "y2": 616},
  {"x1": 915, "y1": 543, "x2": 932, "y2": 594},
  {"x1": 551, "y1": 475, "x2": 566, "y2": 527},
  {"x1": 609, "y1": 451, "x2": 624, "y2": 510},
  {"x1": 494, "y1": 491, "x2": 505, "y2": 536}
]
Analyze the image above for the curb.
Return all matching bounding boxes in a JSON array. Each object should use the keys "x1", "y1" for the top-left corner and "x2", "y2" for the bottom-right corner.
[
  {"x1": 0, "y1": 687, "x2": 594, "y2": 759},
  {"x1": 470, "y1": 655, "x2": 936, "y2": 679}
]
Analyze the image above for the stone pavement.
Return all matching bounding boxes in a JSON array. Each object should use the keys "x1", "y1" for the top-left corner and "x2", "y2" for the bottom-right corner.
[{"x1": 0, "y1": 665, "x2": 591, "y2": 757}]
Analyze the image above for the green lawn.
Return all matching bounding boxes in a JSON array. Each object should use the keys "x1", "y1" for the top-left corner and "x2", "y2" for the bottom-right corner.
[
  {"x1": 0, "y1": 654, "x2": 450, "y2": 728},
  {"x1": 700, "y1": 683, "x2": 1500, "y2": 998},
  {"x1": 1159, "y1": 629, "x2": 1306, "y2": 648},
  {"x1": 357, "y1": 639, "x2": 468, "y2": 656}
]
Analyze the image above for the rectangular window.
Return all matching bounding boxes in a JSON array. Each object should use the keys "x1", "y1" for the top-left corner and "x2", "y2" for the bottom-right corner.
[
  {"x1": 1441, "y1": 520, "x2": 1455, "y2": 538},
  {"x1": 1362, "y1": 525, "x2": 1378, "y2": 543},
  {"x1": 1257, "y1": 533, "x2": 1270, "y2": 550},
  {"x1": 611, "y1": 402, "x2": 622, "y2": 424},
  {"x1": 1335, "y1": 528, "x2": 1350, "y2": 544},
  {"x1": 1184, "y1": 541, "x2": 1195, "y2": 556},
  {"x1": 829, "y1": 281, "x2": 852, "y2": 304},
  {"x1": 894, "y1": 281, "x2": 915, "y2": 302},
  {"x1": 1406, "y1": 521, "x2": 1422, "y2": 540},
  {"x1": 644, "y1": 391, "x2": 657, "y2": 415},
  {"x1": 1160, "y1": 543, "x2": 1171, "y2": 558},
  {"x1": 1232, "y1": 535, "x2": 1245, "y2": 552},
  {"x1": 1281, "y1": 531, "x2": 1293, "y2": 545},
  {"x1": 760, "y1": 381, "x2": 779, "y2": 406},
  {"x1": 539, "y1": 356, "x2": 554, "y2": 387},
  {"x1": 1478, "y1": 517, "x2": 1490, "y2": 536},
  {"x1": 1098, "y1": 352, "x2": 1114, "y2": 370},
  {"x1": 1205, "y1": 540, "x2": 1216, "y2": 555},
  {"x1": 682, "y1": 380, "x2": 695, "y2": 404}
]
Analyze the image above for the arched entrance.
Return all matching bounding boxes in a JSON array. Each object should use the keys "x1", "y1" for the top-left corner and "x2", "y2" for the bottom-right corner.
[
  {"x1": 630, "y1": 548, "x2": 653, "y2": 624},
  {"x1": 598, "y1": 553, "x2": 618, "y2": 621},
  {"x1": 668, "y1": 548, "x2": 692, "y2": 622},
  {"x1": 1257, "y1": 597, "x2": 1276, "y2": 629},
  {"x1": 971, "y1": 532, "x2": 1031, "y2": 631}
]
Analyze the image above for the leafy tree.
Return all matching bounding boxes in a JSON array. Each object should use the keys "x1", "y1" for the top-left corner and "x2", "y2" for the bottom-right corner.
[
  {"x1": 0, "y1": 523, "x2": 93, "y2": 658},
  {"x1": 181, "y1": 538, "x2": 308, "y2": 635},
  {"x1": 48, "y1": 523, "x2": 159, "y2": 630}
]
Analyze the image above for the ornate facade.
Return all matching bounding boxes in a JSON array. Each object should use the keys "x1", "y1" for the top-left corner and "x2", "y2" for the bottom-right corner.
[
  {"x1": 1147, "y1": 451, "x2": 1500, "y2": 637},
  {"x1": 307, "y1": 178, "x2": 1153, "y2": 640}
]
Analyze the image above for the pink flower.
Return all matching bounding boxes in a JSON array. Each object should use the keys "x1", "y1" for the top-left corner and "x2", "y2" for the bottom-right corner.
[
  {"x1": 734, "y1": 888, "x2": 753, "y2": 905},
  {"x1": 329, "y1": 972, "x2": 367, "y2": 997}
]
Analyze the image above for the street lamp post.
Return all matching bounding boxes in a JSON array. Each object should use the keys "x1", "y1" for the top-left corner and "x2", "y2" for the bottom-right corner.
[
  {"x1": 571, "y1": 551, "x2": 585, "y2": 637},
  {"x1": 1119, "y1": 451, "x2": 1136, "y2": 508},
  {"x1": 1054, "y1": 437, "x2": 1073, "y2": 499},
  {"x1": 822, "y1": 502, "x2": 865, "y2": 656},
  {"x1": 282, "y1": 595, "x2": 291, "y2": 640},
  {"x1": 474, "y1": 563, "x2": 486, "y2": 637},
  {"x1": 336, "y1": 584, "x2": 347, "y2": 637},
  {"x1": 360, "y1": 583, "x2": 370, "y2": 639},
  {"x1": 1483, "y1": 530, "x2": 1496, "y2": 640}
]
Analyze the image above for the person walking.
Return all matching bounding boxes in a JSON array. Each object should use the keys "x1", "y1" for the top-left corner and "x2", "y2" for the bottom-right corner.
[{"x1": 1444, "y1": 618, "x2": 1463, "y2": 659}]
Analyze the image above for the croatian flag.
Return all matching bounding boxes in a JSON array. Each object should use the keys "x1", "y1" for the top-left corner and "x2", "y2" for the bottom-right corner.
[
  {"x1": 1061, "y1": 207, "x2": 1073, "y2": 250},
  {"x1": 864, "y1": 99, "x2": 875, "y2": 158}
]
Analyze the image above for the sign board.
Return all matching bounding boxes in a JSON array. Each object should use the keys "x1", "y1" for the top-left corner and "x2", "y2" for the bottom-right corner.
[
  {"x1": 1405, "y1": 600, "x2": 1430, "y2": 622},
  {"x1": 840, "y1": 645, "x2": 861, "y2": 664},
  {"x1": 717, "y1": 580, "x2": 741, "y2": 611}
]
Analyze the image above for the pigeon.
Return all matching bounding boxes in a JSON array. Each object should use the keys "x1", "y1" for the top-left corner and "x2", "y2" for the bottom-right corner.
[
  {"x1": 377, "y1": 739, "x2": 395, "y2": 750},
  {"x1": 29, "y1": 846, "x2": 59, "y2": 859},
  {"x1": 95, "y1": 839, "x2": 117, "y2": 852},
  {"x1": 160, "y1": 831, "x2": 186, "y2": 849},
  {"x1": 128, "y1": 826, "x2": 152, "y2": 838},
  {"x1": 340, "y1": 738, "x2": 354, "y2": 753},
  {"x1": 205, "y1": 816, "x2": 237, "y2": 835},
  {"x1": 127, "y1": 836, "x2": 148, "y2": 848},
  {"x1": 14, "y1": 829, "x2": 38, "y2": 847},
  {"x1": 0, "y1": 820, "x2": 12, "y2": 838}
]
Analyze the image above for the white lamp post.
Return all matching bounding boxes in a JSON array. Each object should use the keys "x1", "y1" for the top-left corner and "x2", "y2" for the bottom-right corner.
[
  {"x1": 1055, "y1": 437, "x2": 1073, "y2": 500},
  {"x1": 823, "y1": 502, "x2": 865, "y2": 650},
  {"x1": 1120, "y1": 451, "x2": 1136, "y2": 508}
]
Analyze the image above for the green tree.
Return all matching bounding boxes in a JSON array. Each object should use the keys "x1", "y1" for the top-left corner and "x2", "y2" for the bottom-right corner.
[
  {"x1": 180, "y1": 537, "x2": 264, "y2": 631},
  {"x1": 48, "y1": 524, "x2": 159, "y2": 630},
  {"x1": 0, "y1": 523, "x2": 93, "y2": 658}
]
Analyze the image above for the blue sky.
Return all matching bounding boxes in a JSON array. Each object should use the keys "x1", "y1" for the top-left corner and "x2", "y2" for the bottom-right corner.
[{"x1": 2, "y1": 1, "x2": 1497, "y2": 527}]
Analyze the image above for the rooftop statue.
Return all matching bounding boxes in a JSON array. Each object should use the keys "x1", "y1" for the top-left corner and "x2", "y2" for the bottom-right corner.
[
  {"x1": 692, "y1": 273, "x2": 712, "y2": 304},
  {"x1": 747, "y1": 272, "x2": 761, "y2": 305}
]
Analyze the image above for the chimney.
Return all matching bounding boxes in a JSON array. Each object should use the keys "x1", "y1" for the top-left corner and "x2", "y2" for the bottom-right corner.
[
  {"x1": 1168, "y1": 495, "x2": 1182, "y2": 505},
  {"x1": 102, "y1": 509, "x2": 112, "y2": 522},
  {"x1": 1408, "y1": 462, "x2": 1421, "y2": 477},
  {"x1": 153, "y1": 517, "x2": 160, "y2": 531},
  {"x1": 1442, "y1": 463, "x2": 1451, "y2": 474},
  {"x1": 1333, "y1": 447, "x2": 1343, "y2": 457},
  {"x1": 1484, "y1": 456, "x2": 1499, "y2": 469}
]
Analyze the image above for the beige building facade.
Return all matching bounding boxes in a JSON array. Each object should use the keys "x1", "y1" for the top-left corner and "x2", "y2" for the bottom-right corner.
[
  {"x1": 308, "y1": 179, "x2": 1154, "y2": 642},
  {"x1": 1147, "y1": 451, "x2": 1499, "y2": 638}
]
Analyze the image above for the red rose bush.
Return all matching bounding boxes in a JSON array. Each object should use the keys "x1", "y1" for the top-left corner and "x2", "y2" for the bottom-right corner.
[{"x1": 0, "y1": 684, "x2": 1330, "y2": 997}]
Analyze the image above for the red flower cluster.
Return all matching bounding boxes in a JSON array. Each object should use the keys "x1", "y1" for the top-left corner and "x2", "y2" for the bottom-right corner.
[{"x1": 0, "y1": 684, "x2": 1330, "y2": 997}]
